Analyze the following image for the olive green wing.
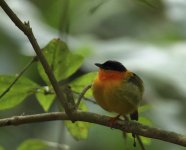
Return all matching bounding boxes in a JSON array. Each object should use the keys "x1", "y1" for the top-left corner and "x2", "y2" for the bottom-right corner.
[
  {"x1": 127, "y1": 73, "x2": 144, "y2": 121},
  {"x1": 127, "y1": 73, "x2": 144, "y2": 93}
]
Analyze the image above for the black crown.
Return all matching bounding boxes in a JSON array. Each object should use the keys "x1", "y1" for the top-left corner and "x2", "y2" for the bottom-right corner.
[{"x1": 95, "y1": 60, "x2": 127, "y2": 72}]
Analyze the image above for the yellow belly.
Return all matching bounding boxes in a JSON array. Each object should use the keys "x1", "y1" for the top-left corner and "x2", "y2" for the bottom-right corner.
[{"x1": 92, "y1": 77, "x2": 141, "y2": 115}]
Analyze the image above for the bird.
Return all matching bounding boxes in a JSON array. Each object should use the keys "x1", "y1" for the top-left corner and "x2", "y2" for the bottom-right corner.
[{"x1": 92, "y1": 60, "x2": 144, "y2": 122}]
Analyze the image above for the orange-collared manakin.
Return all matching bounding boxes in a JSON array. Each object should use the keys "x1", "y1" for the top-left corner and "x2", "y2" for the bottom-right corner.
[{"x1": 92, "y1": 60, "x2": 144, "y2": 121}]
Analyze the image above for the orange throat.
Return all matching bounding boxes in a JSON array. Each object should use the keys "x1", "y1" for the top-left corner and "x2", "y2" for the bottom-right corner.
[{"x1": 98, "y1": 69, "x2": 125, "y2": 81}]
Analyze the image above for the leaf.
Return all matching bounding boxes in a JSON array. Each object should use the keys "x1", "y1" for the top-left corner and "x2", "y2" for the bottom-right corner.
[
  {"x1": 0, "y1": 75, "x2": 38, "y2": 110},
  {"x1": 35, "y1": 87, "x2": 55, "y2": 112},
  {"x1": 70, "y1": 72, "x2": 97, "y2": 97},
  {"x1": 65, "y1": 102, "x2": 90, "y2": 140},
  {"x1": 37, "y1": 39, "x2": 84, "y2": 84},
  {"x1": 17, "y1": 139, "x2": 48, "y2": 150},
  {"x1": 0, "y1": 146, "x2": 5, "y2": 150}
]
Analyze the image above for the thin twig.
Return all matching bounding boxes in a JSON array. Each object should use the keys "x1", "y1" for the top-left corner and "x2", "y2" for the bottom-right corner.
[
  {"x1": 0, "y1": 57, "x2": 36, "y2": 99},
  {"x1": 73, "y1": 91, "x2": 97, "y2": 104},
  {"x1": 33, "y1": 87, "x2": 97, "y2": 105},
  {"x1": 0, "y1": 112, "x2": 185, "y2": 147},
  {"x1": 138, "y1": 0, "x2": 158, "y2": 8},
  {"x1": 58, "y1": 0, "x2": 70, "y2": 38},
  {"x1": 136, "y1": 135, "x2": 146, "y2": 150},
  {"x1": 0, "y1": 0, "x2": 74, "y2": 120},
  {"x1": 75, "y1": 84, "x2": 92, "y2": 109}
]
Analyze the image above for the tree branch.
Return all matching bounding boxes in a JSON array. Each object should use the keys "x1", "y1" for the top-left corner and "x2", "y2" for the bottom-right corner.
[
  {"x1": 0, "y1": 112, "x2": 185, "y2": 147},
  {"x1": 75, "y1": 84, "x2": 92, "y2": 109},
  {"x1": 0, "y1": 0, "x2": 74, "y2": 120}
]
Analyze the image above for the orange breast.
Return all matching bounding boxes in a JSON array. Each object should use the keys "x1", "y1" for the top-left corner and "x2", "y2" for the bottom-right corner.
[
  {"x1": 92, "y1": 69, "x2": 125, "y2": 112},
  {"x1": 92, "y1": 69, "x2": 139, "y2": 115}
]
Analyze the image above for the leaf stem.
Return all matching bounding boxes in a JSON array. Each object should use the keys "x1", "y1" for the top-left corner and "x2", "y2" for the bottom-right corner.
[{"x1": 0, "y1": 57, "x2": 36, "y2": 99}]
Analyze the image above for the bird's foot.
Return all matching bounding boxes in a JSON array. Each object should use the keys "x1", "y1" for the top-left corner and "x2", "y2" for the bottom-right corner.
[{"x1": 108, "y1": 114, "x2": 121, "y2": 128}]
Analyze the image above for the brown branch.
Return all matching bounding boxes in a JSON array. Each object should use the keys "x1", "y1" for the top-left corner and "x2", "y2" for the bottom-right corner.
[
  {"x1": 0, "y1": 112, "x2": 185, "y2": 147},
  {"x1": 0, "y1": 0, "x2": 74, "y2": 120},
  {"x1": 75, "y1": 84, "x2": 92, "y2": 109}
]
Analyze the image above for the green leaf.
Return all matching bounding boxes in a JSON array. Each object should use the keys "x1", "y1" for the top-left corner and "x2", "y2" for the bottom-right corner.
[
  {"x1": 17, "y1": 139, "x2": 48, "y2": 150},
  {"x1": 70, "y1": 72, "x2": 97, "y2": 97},
  {"x1": 65, "y1": 102, "x2": 90, "y2": 140},
  {"x1": 35, "y1": 87, "x2": 55, "y2": 112},
  {"x1": 65, "y1": 121, "x2": 89, "y2": 140},
  {"x1": 0, "y1": 146, "x2": 5, "y2": 150},
  {"x1": 37, "y1": 39, "x2": 84, "y2": 84},
  {"x1": 0, "y1": 75, "x2": 38, "y2": 110}
]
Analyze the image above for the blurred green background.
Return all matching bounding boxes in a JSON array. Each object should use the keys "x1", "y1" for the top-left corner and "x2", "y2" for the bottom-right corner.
[{"x1": 0, "y1": 0, "x2": 186, "y2": 150}]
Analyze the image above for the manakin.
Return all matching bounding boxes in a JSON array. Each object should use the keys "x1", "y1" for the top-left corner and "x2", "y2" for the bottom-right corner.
[{"x1": 92, "y1": 60, "x2": 144, "y2": 121}]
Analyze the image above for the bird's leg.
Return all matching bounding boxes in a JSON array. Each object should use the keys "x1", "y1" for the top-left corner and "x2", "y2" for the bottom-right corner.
[
  {"x1": 108, "y1": 114, "x2": 121, "y2": 128},
  {"x1": 129, "y1": 110, "x2": 139, "y2": 146},
  {"x1": 130, "y1": 110, "x2": 139, "y2": 146},
  {"x1": 124, "y1": 114, "x2": 137, "y2": 147},
  {"x1": 129, "y1": 110, "x2": 146, "y2": 150}
]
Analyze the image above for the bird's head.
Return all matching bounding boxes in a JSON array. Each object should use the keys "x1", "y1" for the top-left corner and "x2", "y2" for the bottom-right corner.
[{"x1": 95, "y1": 60, "x2": 127, "y2": 80}]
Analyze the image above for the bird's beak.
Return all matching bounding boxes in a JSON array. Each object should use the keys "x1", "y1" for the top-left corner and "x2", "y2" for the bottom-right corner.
[{"x1": 95, "y1": 63, "x2": 102, "y2": 68}]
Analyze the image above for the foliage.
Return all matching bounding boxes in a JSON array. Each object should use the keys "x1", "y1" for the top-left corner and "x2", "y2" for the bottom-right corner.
[
  {"x1": 70, "y1": 72, "x2": 97, "y2": 97},
  {"x1": 65, "y1": 102, "x2": 90, "y2": 140},
  {"x1": 35, "y1": 87, "x2": 55, "y2": 112},
  {"x1": 0, "y1": 146, "x2": 5, "y2": 150},
  {"x1": 0, "y1": 38, "x2": 92, "y2": 141},
  {"x1": 0, "y1": 75, "x2": 38, "y2": 110},
  {"x1": 37, "y1": 39, "x2": 83, "y2": 84},
  {"x1": 17, "y1": 139, "x2": 49, "y2": 150}
]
